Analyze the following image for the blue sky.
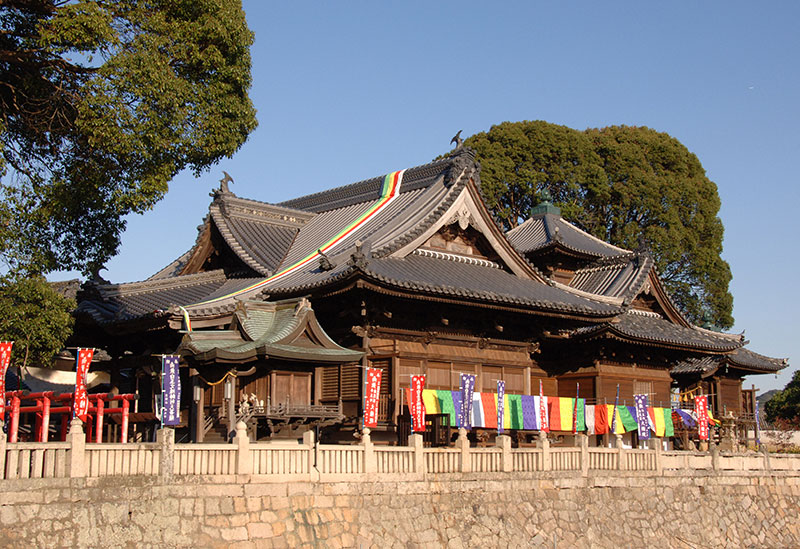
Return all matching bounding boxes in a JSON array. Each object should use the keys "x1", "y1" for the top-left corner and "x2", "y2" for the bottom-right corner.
[{"x1": 57, "y1": 2, "x2": 799, "y2": 393}]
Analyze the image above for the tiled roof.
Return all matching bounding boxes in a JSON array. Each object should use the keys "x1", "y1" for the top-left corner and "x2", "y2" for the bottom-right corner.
[
  {"x1": 75, "y1": 270, "x2": 265, "y2": 324},
  {"x1": 571, "y1": 310, "x2": 743, "y2": 351},
  {"x1": 568, "y1": 253, "x2": 653, "y2": 301},
  {"x1": 671, "y1": 348, "x2": 788, "y2": 375},
  {"x1": 506, "y1": 213, "x2": 629, "y2": 258},
  {"x1": 258, "y1": 252, "x2": 621, "y2": 317},
  {"x1": 670, "y1": 356, "x2": 720, "y2": 375},
  {"x1": 357, "y1": 254, "x2": 621, "y2": 316},
  {"x1": 728, "y1": 348, "x2": 788, "y2": 372},
  {"x1": 277, "y1": 155, "x2": 459, "y2": 213}
]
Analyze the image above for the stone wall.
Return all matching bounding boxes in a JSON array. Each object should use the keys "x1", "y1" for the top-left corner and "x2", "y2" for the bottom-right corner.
[{"x1": 1, "y1": 470, "x2": 798, "y2": 548}]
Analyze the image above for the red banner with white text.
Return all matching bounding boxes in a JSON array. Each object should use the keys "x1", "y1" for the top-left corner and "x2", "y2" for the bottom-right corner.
[
  {"x1": 695, "y1": 395, "x2": 709, "y2": 441},
  {"x1": 539, "y1": 379, "x2": 549, "y2": 433},
  {"x1": 410, "y1": 375, "x2": 426, "y2": 432},
  {"x1": 0, "y1": 341, "x2": 12, "y2": 417},
  {"x1": 74, "y1": 348, "x2": 94, "y2": 422},
  {"x1": 364, "y1": 368, "x2": 382, "y2": 428}
]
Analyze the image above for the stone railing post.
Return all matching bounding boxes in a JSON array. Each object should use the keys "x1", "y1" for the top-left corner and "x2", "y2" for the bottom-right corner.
[
  {"x1": 578, "y1": 432, "x2": 589, "y2": 477},
  {"x1": 68, "y1": 418, "x2": 86, "y2": 478},
  {"x1": 455, "y1": 428, "x2": 471, "y2": 473},
  {"x1": 409, "y1": 433, "x2": 425, "y2": 475},
  {"x1": 233, "y1": 421, "x2": 252, "y2": 477},
  {"x1": 496, "y1": 434, "x2": 512, "y2": 472},
  {"x1": 615, "y1": 434, "x2": 626, "y2": 471},
  {"x1": 537, "y1": 431, "x2": 551, "y2": 471},
  {"x1": 654, "y1": 437, "x2": 663, "y2": 475},
  {"x1": 362, "y1": 428, "x2": 376, "y2": 473},
  {"x1": 761, "y1": 445, "x2": 771, "y2": 472},
  {"x1": 303, "y1": 430, "x2": 319, "y2": 481},
  {"x1": 711, "y1": 442, "x2": 720, "y2": 473},
  {"x1": 157, "y1": 427, "x2": 175, "y2": 480}
]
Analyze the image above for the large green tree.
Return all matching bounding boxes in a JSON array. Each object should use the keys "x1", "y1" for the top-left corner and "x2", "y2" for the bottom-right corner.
[
  {"x1": 466, "y1": 121, "x2": 734, "y2": 328},
  {"x1": 0, "y1": 0, "x2": 257, "y2": 275},
  {"x1": 764, "y1": 370, "x2": 800, "y2": 426},
  {"x1": 0, "y1": 275, "x2": 74, "y2": 372}
]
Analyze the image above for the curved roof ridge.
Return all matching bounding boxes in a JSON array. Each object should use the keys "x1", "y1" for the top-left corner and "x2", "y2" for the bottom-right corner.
[
  {"x1": 277, "y1": 153, "x2": 465, "y2": 213},
  {"x1": 372, "y1": 166, "x2": 470, "y2": 258},
  {"x1": 210, "y1": 206, "x2": 272, "y2": 276},
  {"x1": 96, "y1": 269, "x2": 229, "y2": 298}
]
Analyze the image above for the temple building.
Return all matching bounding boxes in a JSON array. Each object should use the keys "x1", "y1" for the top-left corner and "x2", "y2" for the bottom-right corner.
[{"x1": 73, "y1": 148, "x2": 787, "y2": 444}]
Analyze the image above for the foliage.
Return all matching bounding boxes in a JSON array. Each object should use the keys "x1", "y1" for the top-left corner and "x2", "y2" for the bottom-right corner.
[
  {"x1": 764, "y1": 370, "x2": 800, "y2": 427},
  {"x1": 0, "y1": 275, "x2": 75, "y2": 371},
  {"x1": 465, "y1": 121, "x2": 734, "y2": 328},
  {"x1": 0, "y1": 0, "x2": 258, "y2": 275}
]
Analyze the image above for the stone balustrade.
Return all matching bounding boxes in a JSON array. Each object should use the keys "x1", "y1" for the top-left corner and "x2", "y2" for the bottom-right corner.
[{"x1": 2, "y1": 420, "x2": 797, "y2": 482}]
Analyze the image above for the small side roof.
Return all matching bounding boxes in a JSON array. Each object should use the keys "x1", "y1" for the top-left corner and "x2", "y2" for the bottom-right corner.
[
  {"x1": 568, "y1": 310, "x2": 743, "y2": 352},
  {"x1": 177, "y1": 298, "x2": 363, "y2": 364},
  {"x1": 506, "y1": 212, "x2": 629, "y2": 259}
]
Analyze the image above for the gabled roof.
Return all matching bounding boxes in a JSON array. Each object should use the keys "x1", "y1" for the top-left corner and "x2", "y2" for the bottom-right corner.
[
  {"x1": 672, "y1": 348, "x2": 788, "y2": 376},
  {"x1": 177, "y1": 298, "x2": 363, "y2": 364},
  {"x1": 75, "y1": 270, "x2": 267, "y2": 324},
  {"x1": 568, "y1": 310, "x2": 743, "y2": 352},
  {"x1": 567, "y1": 252, "x2": 653, "y2": 302},
  {"x1": 506, "y1": 213, "x2": 629, "y2": 259}
]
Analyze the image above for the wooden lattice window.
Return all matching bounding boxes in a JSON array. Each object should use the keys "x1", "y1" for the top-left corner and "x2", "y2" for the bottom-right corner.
[
  {"x1": 341, "y1": 363, "x2": 361, "y2": 400},
  {"x1": 321, "y1": 365, "x2": 339, "y2": 401}
]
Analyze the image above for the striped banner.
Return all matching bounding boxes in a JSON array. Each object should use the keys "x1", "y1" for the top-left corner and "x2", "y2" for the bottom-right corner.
[{"x1": 180, "y1": 170, "x2": 406, "y2": 314}]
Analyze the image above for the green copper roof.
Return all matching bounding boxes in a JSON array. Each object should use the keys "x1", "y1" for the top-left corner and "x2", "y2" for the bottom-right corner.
[{"x1": 178, "y1": 298, "x2": 363, "y2": 364}]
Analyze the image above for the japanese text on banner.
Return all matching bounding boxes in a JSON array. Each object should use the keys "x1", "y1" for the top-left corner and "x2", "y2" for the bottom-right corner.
[
  {"x1": 497, "y1": 380, "x2": 505, "y2": 433},
  {"x1": 695, "y1": 395, "x2": 709, "y2": 441},
  {"x1": 410, "y1": 375, "x2": 426, "y2": 432},
  {"x1": 459, "y1": 373, "x2": 475, "y2": 429},
  {"x1": 162, "y1": 355, "x2": 181, "y2": 426},
  {"x1": 74, "y1": 348, "x2": 94, "y2": 421},
  {"x1": 538, "y1": 379, "x2": 549, "y2": 432},
  {"x1": 634, "y1": 394, "x2": 650, "y2": 440},
  {"x1": 364, "y1": 368, "x2": 382, "y2": 428}
]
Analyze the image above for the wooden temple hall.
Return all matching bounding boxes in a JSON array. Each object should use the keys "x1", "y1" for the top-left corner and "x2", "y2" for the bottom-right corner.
[{"x1": 73, "y1": 147, "x2": 788, "y2": 445}]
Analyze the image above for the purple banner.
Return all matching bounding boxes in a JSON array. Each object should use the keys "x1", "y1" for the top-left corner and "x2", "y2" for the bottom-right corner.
[
  {"x1": 634, "y1": 394, "x2": 649, "y2": 440},
  {"x1": 459, "y1": 374, "x2": 476, "y2": 429},
  {"x1": 497, "y1": 380, "x2": 505, "y2": 433},
  {"x1": 162, "y1": 355, "x2": 181, "y2": 426}
]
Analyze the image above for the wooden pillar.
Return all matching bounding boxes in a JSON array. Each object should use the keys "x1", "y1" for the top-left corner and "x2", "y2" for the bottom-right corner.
[{"x1": 524, "y1": 365, "x2": 531, "y2": 395}]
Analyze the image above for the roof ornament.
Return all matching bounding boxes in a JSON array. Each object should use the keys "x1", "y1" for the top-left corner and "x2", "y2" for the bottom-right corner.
[
  {"x1": 349, "y1": 240, "x2": 370, "y2": 269},
  {"x1": 450, "y1": 130, "x2": 463, "y2": 150},
  {"x1": 318, "y1": 249, "x2": 336, "y2": 271},
  {"x1": 220, "y1": 171, "x2": 234, "y2": 193},
  {"x1": 529, "y1": 187, "x2": 561, "y2": 216},
  {"x1": 211, "y1": 171, "x2": 235, "y2": 199}
]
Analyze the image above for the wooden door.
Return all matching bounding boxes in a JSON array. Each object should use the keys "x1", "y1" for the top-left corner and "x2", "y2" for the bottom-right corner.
[{"x1": 270, "y1": 371, "x2": 311, "y2": 406}]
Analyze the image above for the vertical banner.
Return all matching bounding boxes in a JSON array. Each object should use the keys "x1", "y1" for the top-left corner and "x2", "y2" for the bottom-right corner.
[
  {"x1": 538, "y1": 379, "x2": 549, "y2": 433},
  {"x1": 496, "y1": 380, "x2": 505, "y2": 433},
  {"x1": 634, "y1": 394, "x2": 650, "y2": 440},
  {"x1": 364, "y1": 367, "x2": 382, "y2": 428},
  {"x1": 0, "y1": 341, "x2": 13, "y2": 418},
  {"x1": 573, "y1": 383, "x2": 580, "y2": 434},
  {"x1": 459, "y1": 373, "x2": 476, "y2": 429},
  {"x1": 695, "y1": 395, "x2": 709, "y2": 441},
  {"x1": 410, "y1": 375, "x2": 426, "y2": 432},
  {"x1": 73, "y1": 348, "x2": 94, "y2": 422},
  {"x1": 610, "y1": 384, "x2": 620, "y2": 435},
  {"x1": 162, "y1": 355, "x2": 181, "y2": 426}
]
